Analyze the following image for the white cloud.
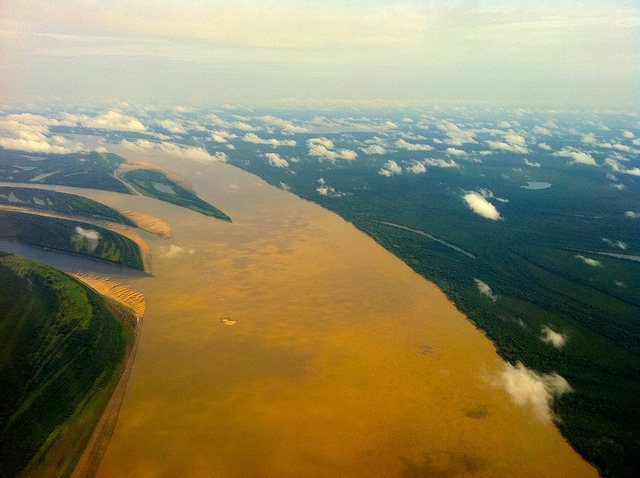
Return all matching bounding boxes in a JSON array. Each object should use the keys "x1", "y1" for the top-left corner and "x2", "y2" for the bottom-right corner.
[
  {"x1": 464, "y1": 192, "x2": 502, "y2": 220},
  {"x1": 532, "y1": 126, "x2": 551, "y2": 135},
  {"x1": 437, "y1": 121, "x2": 476, "y2": 145},
  {"x1": 479, "y1": 188, "x2": 509, "y2": 203},
  {"x1": 445, "y1": 147, "x2": 467, "y2": 156},
  {"x1": 265, "y1": 152, "x2": 289, "y2": 168},
  {"x1": 524, "y1": 158, "x2": 541, "y2": 167},
  {"x1": 487, "y1": 133, "x2": 529, "y2": 154},
  {"x1": 474, "y1": 278, "x2": 497, "y2": 300},
  {"x1": 554, "y1": 147, "x2": 597, "y2": 166},
  {"x1": 402, "y1": 117, "x2": 414, "y2": 123},
  {"x1": 160, "y1": 244, "x2": 195, "y2": 258},
  {"x1": 498, "y1": 121, "x2": 512, "y2": 128},
  {"x1": 395, "y1": 139, "x2": 434, "y2": 151},
  {"x1": 423, "y1": 158, "x2": 459, "y2": 168},
  {"x1": 316, "y1": 184, "x2": 347, "y2": 197},
  {"x1": 159, "y1": 143, "x2": 227, "y2": 162},
  {"x1": 543, "y1": 120, "x2": 559, "y2": 129},
  {"x1": 575, "y1": 254, "x2": 603, "y2": 267},
  {"x1": 208, "y1": 114, "x2": 258, "y2": 131},
  {"x1": 540, "y1": 326, "x2": 567, "y2": 348},
  {"x1": 602, "y1": 238, "x2": 628, "y2": 250},
  {"x1": 360, "y1": 144, "x2": 387, "y2": 155},
  {"x1": 307, "y1": 137, "x2": 357, "y2": 162},
  {"x1": 120, "y1": 139, "x2": 155, "y2": 150},
  {"x1": 210, "y1": 130, "x2": 237, "y2": 143},
  {"x1": 243, "y1": 132, "x2": 296, "y2": 147},
  {"x1": 494, "y1": 362, "x2": 572, "y2": 422},
  {"x1": 407, "y1": 161, "x2": 426, "y2": 174},
  {"x1": 622, "y1": 130, "x2": 635, "y2": 138},
  {"x1": 248, "y1": 115, "x2": 310, "y2": 133},
  {"x1": 378, "y1": 160, "x2": 402, "y2": 176},
  {"x1": 74, "y1": 226, "x2": 100, "y2": 251},
  {"x1": 538, "y1": 143, "x2": 552, "y2": 150},
  {"x1": 82, "y1": 111, "x2": 147, "y2": 132},
  {"x1": 0, "y1": 128, "x2": 82, "y2": 154},
  {"x1": 625, "y1": 211, "x2": 639, "y2": 219},
  {"x1": 605, "y1": 157, "x2": 640, "y2": 176},
  {"x1": 157, "y1": 119, "x2": 186, "y2": 134},
  {"x1": 383, "y1": 121, "x2": 398, "y2": 129}
]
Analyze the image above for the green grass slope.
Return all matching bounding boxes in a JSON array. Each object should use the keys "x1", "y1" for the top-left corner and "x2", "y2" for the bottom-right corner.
[
  {"x1": 122, "y1": 168, "x2": 231, "y2": 221},
  {"x1": 0, "y1": 187, "x2": 136, "y2": 227},
  {"x1": 0, "y1": 254, "x2": 133, "y2": 478}
]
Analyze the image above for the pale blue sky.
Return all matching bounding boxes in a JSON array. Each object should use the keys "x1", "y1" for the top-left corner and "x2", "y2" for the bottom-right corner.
[{"x1": 1, "y1": 0, "x2": 638, "y2": 109}]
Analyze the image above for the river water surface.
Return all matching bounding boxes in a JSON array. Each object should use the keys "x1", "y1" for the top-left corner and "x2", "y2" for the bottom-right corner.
[{"x1": 7, "y1": 146, "x2": 598, "y2": 477}]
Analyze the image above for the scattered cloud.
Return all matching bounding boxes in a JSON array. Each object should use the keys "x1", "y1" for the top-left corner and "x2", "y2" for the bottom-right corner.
[
  {"x1": 407, "y1": 161, "x2": 426, "y2": 174},
  {"x1": 159, "y1": 143, "x2": 227, "y2": 162},
  {"x1": 575, "y1": 254, "x2": 603, "y2": 267},
  {"x1": 156, "y1": 119, "x2": 186, "y2": 134},
  {"x1": 540, "y1": 326, "x2": 567, "y2": 348},
  {"x1": 265, "y1": 152, "x2": 289, "y2": 168},
  {"x1": 160, "y1": 244, "x2": 195, "y2": 258},
  {"x1": 82, "y1": 111, "x2": 147, "y2": 132},
  {"x1": 605, "y1": 157, "x2": 640, "y2": 176},
  {"x1": 487, "y1": 133, "x2": 529, "y2": 154},
  {"x1": 243, "y1": 133, "x2": 296, "y2": 147},
  {"x1": 524, "y1": 158, "x2": 541, "y2": 167},
  {"x1": 210, "y1": 130, "x2": 238, "y2": 142},
  {"x1": 208, "y1": 114, "x2": 258, "y2": 131},
  {"x1": 474, "y1": 278, "x2": 497, "y2": 300},
  {"x1": 378, "y1": 160, "x2": 402, "y2": 176},
  {"x1": 554, "y1": 147, "x2": 597, "y2": 166},
  {"x1": 423, "y1": 158, "x2": 459, "y2": 169},
  {"x1": 437, "y1": 121, "x2": 476, "y2": 146},
  {"x1": 602, "y1": 238, "x2": 628, "y2": 250},
  {"x1": 395, "y1": 139, "x2": 434, "y2": 151},
  {"x1": 532, "y1": 126, "x2": 551, "y2": 135},
  {"x1": 494, "y1": 362, "x2": 572, "y2": 422},
  {"x1": 464, "y1": 192, "x2": 502, "y2": 220},
  {"x1": 360, "y1": 144, "x2": 387, "y2": 155},
  {"x1": 446, "y1": 147, "x2": 467, "y2": 156},
  {"x1": 73, "y1": 226, "x2": 100, "y2": 251},
  {"x1": 307, "y1": 137, "x2": 357, "y2": 162},
  {"x1": 538, "y1": 143, "x2": 552, "y2": 150},
  {"x1": 622, "y1": 131, "x2": 635, "y2": 139},
  {"x1": 625, "y1": 211, "x2": 639, "y2": 219}
]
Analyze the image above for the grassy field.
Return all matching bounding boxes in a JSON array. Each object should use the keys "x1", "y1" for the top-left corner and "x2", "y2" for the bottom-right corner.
[
  {"x1": 0, "y1": 254, "x2": 134, "y2": 478},
  {"x1": 0, "y1": 187, "x2": 136, "y2": 227},
  {"x1": 0, "y1": 210, "x2": 144, "y2": 271},
  {"x1": 122, "y1": 168, "x2": 231, "y2": 221}
]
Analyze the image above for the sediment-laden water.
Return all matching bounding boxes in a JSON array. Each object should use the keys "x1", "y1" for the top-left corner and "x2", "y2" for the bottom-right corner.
[{"x1": 3, "y1": 145, "x2": 598, "y2": 477}]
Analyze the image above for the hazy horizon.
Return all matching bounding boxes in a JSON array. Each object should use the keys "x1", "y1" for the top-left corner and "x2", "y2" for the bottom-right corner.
[{"x1": 1, "y1": 0, "x2": 638, "y2": 111}]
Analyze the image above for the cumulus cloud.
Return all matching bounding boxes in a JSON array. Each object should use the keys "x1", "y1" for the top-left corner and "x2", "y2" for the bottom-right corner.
[
  {"x1": 604, "y1": 157, "x2": 640, "y2": 176},
  {"x1": 159, "y1": 143, "x2": 227, "y2": 162},
  {"x1": 316, "y1": 184, "x2": 347, "y2": 197},
  {"x1": 208, "y1": 114, "x2": 258, "y2": 131},
  {"x1": 265, "y1": 152, "x2": 289, "y2": 168},
  {"x1": 540, "y1": 326, "x2": 567, "y2": 348},
  {"x1": 160, "y1": 244, "x2": 195, "y2": 258},
  {"x1": 464, "y1": 192, "x2": 502, "y2": 220},
  {"x1": 243, "y1": 133, "x2": 296, "y2": 147},
  {"x1": 307, "y1": 137, "x2": 357, "y2": 162},
  {"x1": 622, "y1": 130, "x2": 635, "y2": 139},
  {"x1": 82, "y1": 111, "x2": 147, "y2": 132},
  {"x1": 395, "y1": 139, "x2": 434, "y2": 151},
  {"x1": 532, "y1": 126, "x2": 551, "y2": 135},
  {"x1": 494, "y1": 362, "x2": 572, "y2": 422},
  {"x1": 575, "y1": 254, "x2": 603, "y2": 267},
  {"x1": 424, "y1": 158, "x2": 459, "y2": 168},
  {"x1": 602, "y1": 238, "x2": 628, "y2": 250},
  {"x1": 156, "y1": 119, "x2": 186, "y2": 134},
  {"x1": 625, "y1": 211, "x2": 640, "y2": 219},
  {"x1": 538, "y1": 143, "x2": 552, "y2": 150},
  {"x1": 524, "y1": 158, "x2": 541, "y2": 167},
  {"x1": 73, "y1": 226, "x2": 100, "y2": 251},
  {"x1": 407, "y1": 161, "x2": 426, "y2": 174},
  {"x1": 210, "y1": 130, "x2": 238, "y2": 142},
  {"x1": 474, "y1": 278, "x2": 497, "y2": 300},
  {"x1": 479, "y1": 188, "x2": 509, "y2": 203},
  {"x1": 437, "y1": 121, "x2": 476, "y2": 145},
  {"x1": 446, "y1": 147, "x2": 467, "y2": 156},
  {"x1": 360, "y1": 144, "x2": 387, "y2": 155},
  {"x1": 554, "y1": 147, "x2": 597, "y2": 166},
  {"x1": 0, "y1": 130, "x2": 82, "y2": 154},
  {"x1": 487, "y1": 133, "x2": 529, "y2": 154},
  {"x1": 120, "y1": 139, "x2": 156, "y2": 150},
  {"x1": 378, "y1": 160, "x2": 402, "y2": 176},
  {"x1": 245, "y1": 115, "x2": 310, "y2": 133}
]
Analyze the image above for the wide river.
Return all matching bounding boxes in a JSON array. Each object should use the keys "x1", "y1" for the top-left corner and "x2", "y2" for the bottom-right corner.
[{"x1": 11, "y1": 146, "x2": 599, "y2": 477}]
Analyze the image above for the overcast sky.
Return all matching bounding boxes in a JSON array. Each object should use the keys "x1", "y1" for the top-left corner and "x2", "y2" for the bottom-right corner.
[{"x1": 1, "y1": 0, "x2": 638, "y2": 109}]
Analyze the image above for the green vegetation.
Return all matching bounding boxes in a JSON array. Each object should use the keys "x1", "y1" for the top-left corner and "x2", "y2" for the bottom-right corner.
[
  {"x1": 122, "y1": 168, "x2": 231, "y2": 221},
  {"x1": 0, "y1": 254, "x2": 134, "y2": 478},
  {"x1": 0, "y1": 210, "x2": 144, "y2": 270},
  {"x1": 0, "y1": 186, "x2": 136, "y2": 226},
  {"x1": 225, "y1": 136, "x2": 640, "y2": 478},
  {"x1": 0, "y1": 150, "x2": 131, "y2": 194}
]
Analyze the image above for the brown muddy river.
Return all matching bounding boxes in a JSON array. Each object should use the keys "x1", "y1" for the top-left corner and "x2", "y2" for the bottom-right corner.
[{"x1": 8, "y1": 146, "x2": 599, "y2": 477}]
